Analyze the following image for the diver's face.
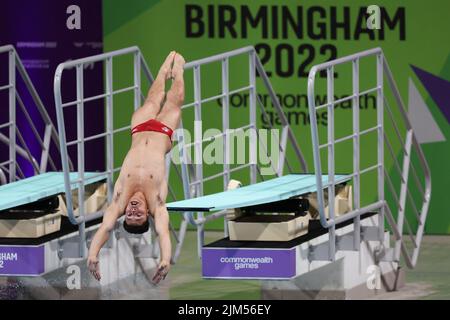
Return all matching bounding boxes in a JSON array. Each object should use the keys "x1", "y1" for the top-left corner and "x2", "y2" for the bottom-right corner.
[{"x1": 124, "y1": 193, "x2": 149, "y2": 226}]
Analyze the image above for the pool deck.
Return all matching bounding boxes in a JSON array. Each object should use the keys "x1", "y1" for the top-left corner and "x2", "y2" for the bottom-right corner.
[{"x1": 0, "y1": 232, "x2": 449, "y2": 300}]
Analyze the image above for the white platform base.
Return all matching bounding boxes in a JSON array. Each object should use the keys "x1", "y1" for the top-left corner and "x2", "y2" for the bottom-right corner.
[{"x1": 261, "y1": 215, "x2": 402, "y2": 299}]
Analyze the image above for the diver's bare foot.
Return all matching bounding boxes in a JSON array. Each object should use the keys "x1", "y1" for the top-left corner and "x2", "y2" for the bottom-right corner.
[
  {"x1": 158, "y1": 51, "x2": 176, "y2": 80},
  {"x1": 171, "y1": 53, "x2": 185, "y2": 79}
]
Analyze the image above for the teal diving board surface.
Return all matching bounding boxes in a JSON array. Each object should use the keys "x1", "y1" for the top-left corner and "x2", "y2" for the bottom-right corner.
[
  {"x1": 167, "y1": 174, "x2": 351, "y2": 212},
  {"x1": 0, "y1": 172, "x2": 107, "y2": 212}
]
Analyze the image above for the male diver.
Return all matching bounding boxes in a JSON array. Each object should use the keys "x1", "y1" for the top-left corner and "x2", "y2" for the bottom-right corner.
[{"x1": 87, "y1": 51, "x2": 185, "y2": 284}]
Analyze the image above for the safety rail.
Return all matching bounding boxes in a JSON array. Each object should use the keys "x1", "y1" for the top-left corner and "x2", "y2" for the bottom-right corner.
[
  {"x1": 173, "y1": 47, "x2": 309, "y2": 256},
  {"x1": 307, "y1": 47, "x2": 431, "y2": 267},
  {"x1": 54, "y1": 46, "x2": 186, "y2": 259},
  {"x1": 0, "y1": 45, "x2": 62, "y2": 183},
  {"x1": 54, "y1": 46, "x2": 310, "y2": 259}
]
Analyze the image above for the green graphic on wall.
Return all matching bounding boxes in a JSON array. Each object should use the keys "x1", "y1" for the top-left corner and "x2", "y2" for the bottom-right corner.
[{"x1": 103, "y1": 0, "x2": 450, "y2": 233}]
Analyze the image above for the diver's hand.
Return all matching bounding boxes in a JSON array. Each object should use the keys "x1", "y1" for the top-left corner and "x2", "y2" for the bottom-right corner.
[
  {"x1": 87, "y1": 256, "x2": 101, "y2": 281},
  {"x1": 152, "y1": 260, "x2": 170, "y2": 285}
]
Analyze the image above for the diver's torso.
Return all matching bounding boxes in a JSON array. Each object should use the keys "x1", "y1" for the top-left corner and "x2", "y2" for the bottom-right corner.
[{"x1": 118, "y1": 132, "x2": 170, "y2": 213}]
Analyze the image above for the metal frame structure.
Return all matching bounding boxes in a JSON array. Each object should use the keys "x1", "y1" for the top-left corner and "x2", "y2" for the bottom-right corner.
[
  {"x1": 53, "y1": 45, "x2": 430, "y2": 271},
  {"x1": 0, "y1": 45, "x2": 62, "y2": 185},
  {"x1": 307, "y1": 48, "x2": 431, "y2": 267},
  {"x1": 53, "y1": 45, "x2": 309, "y2": 260},
  {"x1": 53, "y1": 46, "x2": 186, "y2": 259},
  {"x1": 174, "y1": 46, "x2": 309, "y2": 257}
]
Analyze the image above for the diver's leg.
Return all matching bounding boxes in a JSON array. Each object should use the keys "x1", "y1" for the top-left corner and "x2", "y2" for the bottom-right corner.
[
  {"x1": 156, "y1": 53, "x2": 185, "y2": 130},
  {"x1": 144, "y1": 51, "x2": 176, "y2": 107},
  {"x1": 132, "y1": 51, "x2": 176, "y2": 127}
]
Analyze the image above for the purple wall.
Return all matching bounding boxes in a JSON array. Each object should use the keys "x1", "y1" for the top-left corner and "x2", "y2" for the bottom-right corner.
[{"x1": 0, "y1": 0, "x2": 104, "y2": 177}]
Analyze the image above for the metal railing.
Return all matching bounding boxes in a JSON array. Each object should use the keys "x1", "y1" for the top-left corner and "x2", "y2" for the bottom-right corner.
[
  {"x1": 54, "y1": 46, "x2": 187, "y2": 259},
  {"x1": 307, "y1": 48, "x2": 431, "y2": 267},
  {"x1": 175, "y1": 46, "x2": 309, "y2": 256},
  {"x1": 53, "y1": 46, "x2": 309, "y2": 259},
  {"x1": 0, "y1": 45, "x2": 62, "y2": 184}
]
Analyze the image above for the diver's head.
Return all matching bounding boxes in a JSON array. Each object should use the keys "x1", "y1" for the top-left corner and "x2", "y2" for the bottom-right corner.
[{"x1": 123, "y1": 191, "x2": 150, "y2": 234}]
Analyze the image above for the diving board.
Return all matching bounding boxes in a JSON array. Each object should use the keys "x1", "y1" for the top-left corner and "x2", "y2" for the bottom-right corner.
[
  {"x1": 166, "y1": 174, "x2": 351, "y2": 212},
  {"x1": 0, "y1": 172, "x2": 107, "y2": 212}
]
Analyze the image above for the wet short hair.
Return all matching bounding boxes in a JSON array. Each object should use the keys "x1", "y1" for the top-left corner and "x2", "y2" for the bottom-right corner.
[{"x1": 123, "y1": 218, "x2": 150, "y2": 234}]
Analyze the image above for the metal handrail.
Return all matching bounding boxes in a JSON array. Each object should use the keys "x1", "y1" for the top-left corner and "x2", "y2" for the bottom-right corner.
[
  {"x1": 254, "y1": 54, "x2": 308, "y2": 173},
  {"x1": 53, "y1": 46, "x2": 310, "y2": 259},
  {"x1": 0, "y1": 132, "x2": 40, "y2": 171},
  {"x1": 0, "y1": 44, "x2": 63, "y2": 181},
  {"x1": 54, "y1": 46, "x2": 152, "y2": 258},
  {"x1": 54, "y1": 47, "x2": 147, "y2": 224},
  {"x1": 54, "y1": 46, "x2": 188, "y2": 261},
  {"x1": 57, "y1": 46, "x2": 141, "y2": 70},
  {"x1": 307, "y1": 47, "x2": 431, "y2": 267},
  {"x1": 13, "y1": 48, "x2": 65, "y2": 170},
  {"x1": 176, "y1": 46, "x2": 308, "y2": 229},
  {"x1": 383, "y1": 57, "x2": 431, "y2": 267}
]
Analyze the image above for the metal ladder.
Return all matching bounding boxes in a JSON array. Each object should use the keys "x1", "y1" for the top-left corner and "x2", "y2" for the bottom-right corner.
[
  {"x1": 0, "y1": 45, "x2": 62, "y2": 184},
  {"x1": 174, "y1": 46, "x2": 309, "y2": 257},
  {"x1": 53, "y1": 47, "x2": 188, "y2": 260},
  {"x1": 307, "y1": 48, "x2": 431, "y2": 267}
]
